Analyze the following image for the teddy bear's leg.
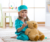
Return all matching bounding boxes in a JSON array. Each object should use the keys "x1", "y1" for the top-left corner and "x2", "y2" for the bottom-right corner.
[
  {"x1": 34, "y1": 34, "x2": 39, "y2": 41},
  {"x1": 39, "y1": 35, "x2": 45, "y2": 40},
  {"x1": 38, "y1": 30, "x2": 45, "y2": 40},
  {"x1": 29, "y1": 34, "x2": 39, "y2": 41}
]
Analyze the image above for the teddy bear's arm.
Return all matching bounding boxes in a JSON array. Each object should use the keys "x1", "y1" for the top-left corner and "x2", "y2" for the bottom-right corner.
[
  {"x1": 25, "y1": 28, "x2": 31, "y2": 35},
  {"x1": 38, "y1": 30, "x2": 44, "y2": 35}
]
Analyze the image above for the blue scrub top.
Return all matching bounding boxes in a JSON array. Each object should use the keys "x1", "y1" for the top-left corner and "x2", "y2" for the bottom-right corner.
[{"x1": 15, "y1": 18, "x2": 28, "y2": 36}]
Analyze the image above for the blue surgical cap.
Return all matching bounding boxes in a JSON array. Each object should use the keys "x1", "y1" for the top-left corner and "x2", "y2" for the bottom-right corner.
[{"x1": 18, "y1": 5, "x2": 28, "y2": 12}]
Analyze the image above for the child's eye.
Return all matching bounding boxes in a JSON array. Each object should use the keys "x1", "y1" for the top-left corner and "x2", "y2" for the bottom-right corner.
[{"x1": 22, "y1": 12, "x2": 24, "y2": 13}]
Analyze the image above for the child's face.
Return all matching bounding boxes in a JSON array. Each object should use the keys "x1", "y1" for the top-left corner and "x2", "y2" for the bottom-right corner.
[{"x1": 18, "y1": 10, "x2": 27, "y2": 18}]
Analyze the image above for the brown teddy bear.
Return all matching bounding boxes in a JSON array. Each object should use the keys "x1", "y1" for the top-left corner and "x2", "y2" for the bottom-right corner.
[{"x1": 25, "y1": 21, "x2": 45, "y2": 41}]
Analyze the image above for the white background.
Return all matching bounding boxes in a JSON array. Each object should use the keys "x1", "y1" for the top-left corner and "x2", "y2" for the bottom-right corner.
[{"x1": 0, "y1": 0, "x2": 46, "y2": 22}]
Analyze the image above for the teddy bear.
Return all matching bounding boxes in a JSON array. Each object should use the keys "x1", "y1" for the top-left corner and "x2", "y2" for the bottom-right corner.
[{"x1": 25, "y1": 21, "x2": 45, "y2": 41}]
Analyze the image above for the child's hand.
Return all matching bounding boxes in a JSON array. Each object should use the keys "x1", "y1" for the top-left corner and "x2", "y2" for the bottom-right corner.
[
  {"x1": 22, "y1": 23, "x2": 27, "y2": 28},
  {"x1": 17, "y1": 23, "x2": 27, "y2": 32}
]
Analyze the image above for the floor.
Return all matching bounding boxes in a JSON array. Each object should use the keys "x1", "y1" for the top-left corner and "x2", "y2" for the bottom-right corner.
[{"x1": 0, "y1": 24, "x2": 50, "y2": 42}]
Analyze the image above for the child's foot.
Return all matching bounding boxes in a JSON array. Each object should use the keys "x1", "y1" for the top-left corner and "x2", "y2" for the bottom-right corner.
[
  {"x1": 0, "y1": 38, "x2": 4, "y2": 42},
  {"x1": 11, "y1": 36, "x2": 17, "y2": 39}
]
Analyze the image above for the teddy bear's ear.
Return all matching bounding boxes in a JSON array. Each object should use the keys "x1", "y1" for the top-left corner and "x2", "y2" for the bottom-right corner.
[{"x1": 27, "y1": 21, "x2": 29, "y2": 24}]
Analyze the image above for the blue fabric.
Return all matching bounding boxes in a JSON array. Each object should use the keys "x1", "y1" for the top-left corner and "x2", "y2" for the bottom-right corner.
[
  {"x1": 15, "y1": 18, "x2": 29, "y2": 40},
  {"x1": 17, "y1": 33, "x2": 29, "y2": 41},
  {"x1": 18, "y1": 5, "x2": 28, "y2": 12}
]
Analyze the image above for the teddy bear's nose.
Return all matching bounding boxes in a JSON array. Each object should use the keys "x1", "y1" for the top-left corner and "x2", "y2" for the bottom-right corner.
[
  {"x1": 33, "y1": 23, "x2": 34, "y2": 24},
  {"x1": 35, "y1": 24, "x2": 37, "y2": 25}
]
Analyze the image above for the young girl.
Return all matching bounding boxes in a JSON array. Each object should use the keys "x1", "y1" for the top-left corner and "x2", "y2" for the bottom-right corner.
[{"x1": 11, "y1": 5, "x2": 29, "y2": 41}]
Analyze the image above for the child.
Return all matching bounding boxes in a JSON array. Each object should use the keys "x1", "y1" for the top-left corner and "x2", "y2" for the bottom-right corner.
[{"x1": 11, "y1": 5, "x2": 29, "y2": 41}]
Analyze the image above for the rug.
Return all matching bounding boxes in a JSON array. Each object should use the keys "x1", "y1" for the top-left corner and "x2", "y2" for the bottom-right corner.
[{"x1": 0, "y1": 27, "x2": 50, "y2": 42}]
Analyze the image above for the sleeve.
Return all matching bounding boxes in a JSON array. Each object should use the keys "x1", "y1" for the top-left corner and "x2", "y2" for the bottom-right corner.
[
  {"x1": 15, "y1": 20, "x2": 21, "y2": 30},
  {"x1": 15, "y1": 19, "x2": 23, "y2": 35}
]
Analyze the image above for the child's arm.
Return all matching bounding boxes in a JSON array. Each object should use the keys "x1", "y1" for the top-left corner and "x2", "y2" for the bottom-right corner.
[{"x1": 17, "y1": 23, "x2": 27, "y2": 32}]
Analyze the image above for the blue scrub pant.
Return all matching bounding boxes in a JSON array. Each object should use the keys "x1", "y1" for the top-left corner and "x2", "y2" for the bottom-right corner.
[{"x1": 16, "y1": 33, "x2": 29, "y2": 41}]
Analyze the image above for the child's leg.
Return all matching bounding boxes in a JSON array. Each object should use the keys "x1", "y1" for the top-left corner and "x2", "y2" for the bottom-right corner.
[
  {"x1": 16, "y1": 34, "x2": 29, "y2": 41},
  {"x1": 11, "y1": 35, "x2": 17, "y2": 39}
]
